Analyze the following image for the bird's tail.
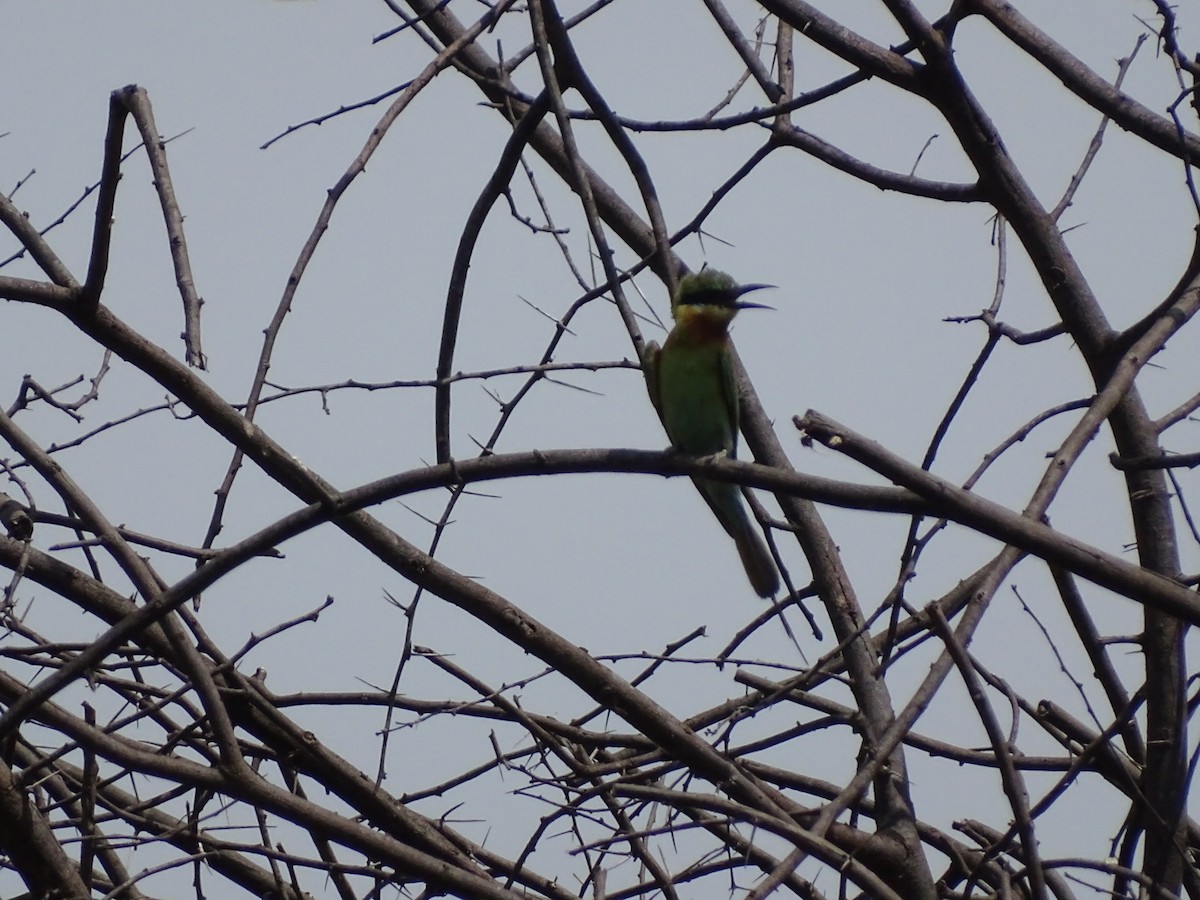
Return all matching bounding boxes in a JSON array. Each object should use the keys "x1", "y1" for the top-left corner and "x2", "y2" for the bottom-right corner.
[
  {"x1": 732, "y1": 522, "x2": 780, "y2": 599},
  {"x1": 697, "y1": 477, "x2": 780, "y2": 599}
]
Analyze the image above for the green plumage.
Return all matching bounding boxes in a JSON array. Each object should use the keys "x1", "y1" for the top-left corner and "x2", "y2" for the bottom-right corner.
[{"x1": 646, "y1": 269, "x2": 780, "y2": 598}]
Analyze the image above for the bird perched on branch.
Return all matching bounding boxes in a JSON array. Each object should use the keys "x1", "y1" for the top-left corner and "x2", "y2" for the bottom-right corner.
[{"x1": 645, "y1": 268, "x2": 780, "y2": 598}]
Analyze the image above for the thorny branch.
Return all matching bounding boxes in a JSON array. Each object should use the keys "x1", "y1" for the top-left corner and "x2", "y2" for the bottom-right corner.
[{"x1": 0, "y1": 2, "x2": 1197, "y2": 899}]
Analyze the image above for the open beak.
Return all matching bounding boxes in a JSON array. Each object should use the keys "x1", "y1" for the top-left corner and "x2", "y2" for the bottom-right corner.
[{"x1": 735, "y1": 283, "x2": 776, "y2": 310}]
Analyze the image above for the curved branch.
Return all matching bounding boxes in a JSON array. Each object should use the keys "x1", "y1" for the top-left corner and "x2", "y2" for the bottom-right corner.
[
  {"x1": 770, "y1": 125, "x2": 983, "y2": 200},
  {"x1": 796, "y1": 412, "x2": 1200, "y2": 625},
  {"x1": 969, "y1": 0, "x2": 1200, "y2": 165}
]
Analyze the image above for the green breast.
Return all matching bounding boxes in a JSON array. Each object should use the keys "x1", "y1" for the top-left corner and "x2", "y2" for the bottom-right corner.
[{"x1": 656, "y1": 336, "x2": 737, "y2": 457}]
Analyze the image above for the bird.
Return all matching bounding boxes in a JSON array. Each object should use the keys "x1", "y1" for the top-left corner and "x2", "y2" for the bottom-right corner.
[{"x1": 645, "y1": 268, "x2": 781, "y2": 598}]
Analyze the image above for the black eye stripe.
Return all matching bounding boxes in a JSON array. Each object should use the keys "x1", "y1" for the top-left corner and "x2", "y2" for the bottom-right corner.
[{"x1": 676, "y1": 289, "x2": 734, "y2": 307}]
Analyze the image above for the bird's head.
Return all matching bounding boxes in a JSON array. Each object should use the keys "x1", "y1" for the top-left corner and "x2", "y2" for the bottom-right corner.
[{"x1": 671, "y1": 268, "x2": 774, "y2": 329}]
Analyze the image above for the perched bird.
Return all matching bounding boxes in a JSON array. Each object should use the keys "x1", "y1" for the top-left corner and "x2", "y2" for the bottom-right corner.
[{"x1": 646, "y1": 268, "x2": 780, "y2": 598}]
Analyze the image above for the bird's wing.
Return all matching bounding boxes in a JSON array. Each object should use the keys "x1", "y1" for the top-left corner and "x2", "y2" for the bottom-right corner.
[
  {"x1": 642, "y1": 341, "x2": 663, "y2": 418},
  {"x1": 718, "y1": 344, "x2": 740, "y2": 458}
]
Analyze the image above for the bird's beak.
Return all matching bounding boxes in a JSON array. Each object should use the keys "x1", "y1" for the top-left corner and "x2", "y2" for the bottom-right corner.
[{"x1": 734, "y1": 283, "x2": 776, "y2": 310}]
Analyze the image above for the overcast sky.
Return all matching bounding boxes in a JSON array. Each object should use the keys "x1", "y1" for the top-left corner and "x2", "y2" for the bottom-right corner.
[{"x1": 3, "y1": 2, "x2": 1198, "y2": 895}]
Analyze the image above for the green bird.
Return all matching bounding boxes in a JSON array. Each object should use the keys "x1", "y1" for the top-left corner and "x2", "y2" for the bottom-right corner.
[{"x1": 646, "y1": 268, "x2": 781, "y2": 598}]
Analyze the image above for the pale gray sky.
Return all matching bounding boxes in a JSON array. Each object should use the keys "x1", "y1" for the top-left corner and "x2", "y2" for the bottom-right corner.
[{"x1": 2, "y1": 2, "x2": 1198, "y2": 895}]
